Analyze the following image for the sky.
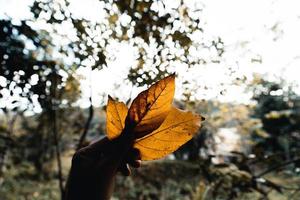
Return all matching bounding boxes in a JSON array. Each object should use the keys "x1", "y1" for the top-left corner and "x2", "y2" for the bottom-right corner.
[
  {"x1": 203, "y1": 0, "x2": 300, "y2": 80},
  {"x1": 1, "y1": 0, "x2": 300, "y2": 109}
]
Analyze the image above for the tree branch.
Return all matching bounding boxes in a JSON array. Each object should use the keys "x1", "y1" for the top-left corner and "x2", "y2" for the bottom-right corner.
[
  {"x1": 76, "y1": 72, "x2": 94, "y2": 151},
  {"x1": 256, "y1": 157, "x2": 300, "y2": 177},
  {"x1": 52, "y1": 106, "x2": 65, "y2": 199},
  {"x1": 76, "y1": 95, "x2": 94, "y2": 151},
  {"x1": 50, "y1": 69, "x2": 65, "y2": 199}
]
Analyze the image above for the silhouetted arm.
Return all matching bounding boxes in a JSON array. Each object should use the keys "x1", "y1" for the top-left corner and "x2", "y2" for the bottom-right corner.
[{"x1": 65, "y1": 134, "x2": 141, "y2": 200}]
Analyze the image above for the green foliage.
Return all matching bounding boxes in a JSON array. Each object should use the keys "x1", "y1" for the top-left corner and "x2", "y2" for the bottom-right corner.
[
  {"x1": 250, "y1": 77, "x2": 300, "y2": 161},
  {"x1": 0, "y1": 19, "x2": 80, "y2": 114},
  {"x1": 114, "y1": 160, "x2": 200, "y2": 200},
  {"x1": 29, "y1": 0, "x2": 224, "y2": 86},
  {"x1": 0, "y1": 162, "x2": 60, "y2": 200},
  {"x1": 0, "y1": 19, "x2": 51, "y2": 109}
]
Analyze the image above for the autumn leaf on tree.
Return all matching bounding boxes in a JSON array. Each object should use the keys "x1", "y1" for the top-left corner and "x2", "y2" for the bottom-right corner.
[{"x1": 106, "y1": 74, "x2": 204, "y2": 160}]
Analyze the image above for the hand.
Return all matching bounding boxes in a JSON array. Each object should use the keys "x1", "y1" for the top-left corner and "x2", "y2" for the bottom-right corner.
[{"x1": 65, "y1": 133, "x2": 141, "y2": 200}]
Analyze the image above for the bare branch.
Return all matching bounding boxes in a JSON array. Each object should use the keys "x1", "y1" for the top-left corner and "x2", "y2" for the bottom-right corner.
[
  {"x1": 256, "y1": 158, "x2": 300, "y2": 177},
  {"x1": 76, "y1": 95, "x2": 94, "y2": 151}
]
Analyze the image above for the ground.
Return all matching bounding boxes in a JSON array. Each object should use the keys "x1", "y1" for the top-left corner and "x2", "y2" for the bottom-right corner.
[{"x1": 0, "y1": 159, "x2": 299, "y2": 200}]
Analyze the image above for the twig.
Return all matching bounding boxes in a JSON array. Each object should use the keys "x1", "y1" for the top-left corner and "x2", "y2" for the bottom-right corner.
[
  {"x1": 50, "y1": 69, "x2": 65, "y2": 199},
  {"x1": 52, "y1": 106, "x2": 65, "y2": 199},
  {"x1": 256, "y1": 158, "x2": 300, "y2": 177},
  {"x1": 248, "y1": 150, "x2": 300, "y2": 166},
  {"x1": 76, "y1": 96, "x2": 94, "y2": 151},
  {"x1": 76, "y1": 74, "x2": 94, "y2": 151}
]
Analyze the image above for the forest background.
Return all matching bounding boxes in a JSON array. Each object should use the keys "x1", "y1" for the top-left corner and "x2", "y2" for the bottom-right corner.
[{"x1": 0, "y1": 0, "x2": 300, "y2": 199}]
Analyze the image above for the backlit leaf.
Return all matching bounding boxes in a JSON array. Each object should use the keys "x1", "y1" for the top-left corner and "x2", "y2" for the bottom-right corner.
[
  {"x1": 134, "y1": 107, "x2": 202, "y2": 160},
  {"x1": 105, "y1": 74, "x2": 204, "y2": 161},
  {"x1": 125, "y1": 74, "x2": 175, "y2": 138},
  {"x1": 106, "y1": 95, "x2": 128, "y2": 140}
]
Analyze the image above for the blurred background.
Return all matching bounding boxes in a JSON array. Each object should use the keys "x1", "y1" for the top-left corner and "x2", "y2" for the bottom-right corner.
[{"x1": 0, "y1": 0, "x2": 300, "y2": 199}]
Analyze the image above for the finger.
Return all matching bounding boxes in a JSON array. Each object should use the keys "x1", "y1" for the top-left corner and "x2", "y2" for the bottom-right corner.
[
  {"x1": 118, "y1": 163, "x2": 131, "y2": 176},
  {"x1": 126, "y1": 148, "x2": 141, "y2": 167},
  {"x1": 128, "y1": 159, "x2": 141, "y2": 168},
  {"x1": 127, "y1": 148, "x2": 141, "y2": 160},
  {"x1": 132, "y1": 148, "x2": 141, "y2": 160}
]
